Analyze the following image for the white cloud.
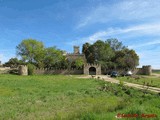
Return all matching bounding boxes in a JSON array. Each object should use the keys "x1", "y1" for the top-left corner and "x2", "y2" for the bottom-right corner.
[
  {"x1": 137, "y1": 50, "x2": 160, "y2": 69},
  {"x1": 0, "y1": 54, "x2": 7, "y2": 63},
  {"x1": 71, "y1": 22, "x2": 160, "y2": 45},
  {"x1": 129, "y1": 40, "x2": 160, "y2": 49},
  {"x1": 0, "y1": 54, "x2": 4, "y2": 59},
  {"x1": 0, "y1": 50, "x2": 16, "y2": 63},
  {"x1": 71, "y1": 22, "x2": 160, "y2": 69},
  {"x1": 77, "y1": 0, "x2": 160, "y2": 28}
]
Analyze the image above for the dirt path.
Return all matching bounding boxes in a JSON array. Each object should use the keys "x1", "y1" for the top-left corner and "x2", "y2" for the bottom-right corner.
[
  {"x1": 77, "y1": 75, "x2": 160, "y2": 93},
  {"x1": 151, "y1": 73, "x2": 160, "y2": 78}
]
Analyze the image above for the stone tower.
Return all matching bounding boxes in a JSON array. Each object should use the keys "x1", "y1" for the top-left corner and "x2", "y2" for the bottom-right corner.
[
  {"x1": 18, "y1": 65, "x2": 28, "y2": 75},
  {"x1": 142, "y1": 65, "x2": 152, "y2": 75},
  {"x1": 74, "y1": 46, "x2": 80, "y2": 54}
]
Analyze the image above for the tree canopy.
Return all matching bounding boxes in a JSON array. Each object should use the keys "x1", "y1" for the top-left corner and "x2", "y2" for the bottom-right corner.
[
  {"x1": 16, "y1": 39, "x2": 65, "y2": 68},
  {"x1": 43, "y1": 47, "x2": 64, "y2": 68},
  {"x1": 4, "y1": 58, "x2": 25, "y2": 68},
  {"x1": 82, "y1": 39, "x2": 139, "y2": 70},
  {"x1": 16, "y1": 39, "x2": 45, "y2": 64},
  {"x1": 15, "y1": 38, "x2": 139, "y2": 70}
]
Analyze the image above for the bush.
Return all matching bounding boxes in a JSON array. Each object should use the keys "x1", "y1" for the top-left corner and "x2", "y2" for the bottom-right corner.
[
  {"x1": 119, "y1": 80, "x2": 124, "y2": 87},
  {"x1": 27, "y1": 64, "x2": 35, "y2": 75},
  {"x1": 9, "y1": 69, "x2": 18, "y2": 75},
  {"x1": 80, "y1": 113, "x2": 97, "y2": 120}
]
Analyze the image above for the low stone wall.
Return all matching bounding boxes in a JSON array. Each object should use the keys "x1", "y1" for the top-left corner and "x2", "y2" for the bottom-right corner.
[
  {"x1": 35, "y1": 69, "x2": 83, "y2": 75},
  {"x1": 0, "y1": 67, "x2": 11, "y2": 74}
]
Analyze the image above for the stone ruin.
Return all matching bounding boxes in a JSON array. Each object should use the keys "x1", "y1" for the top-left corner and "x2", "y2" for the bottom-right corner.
[
  {"x1": 66, "y1": 46, "x2": 86, "y2": 63},
  {"x1": 18, "y1": 65, "x2": 28, "y2": 75},
  {"x1": 142, "y1": 65, "x2": 152, "y2": 75},
  {"x1": 16, "y1": 46, "x2": 152, "y2": 76},
  {"x1": 136, "y1": 65, "x2": 152, "y2": 75}
]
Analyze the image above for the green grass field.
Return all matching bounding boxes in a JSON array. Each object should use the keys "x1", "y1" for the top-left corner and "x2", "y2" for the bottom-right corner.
[
  {"x1": 0, "y1": 74, "x2": 159, "y2": 120},
  {"x1": 116, "y1": 76, "x2": 160, "y2": 88}
]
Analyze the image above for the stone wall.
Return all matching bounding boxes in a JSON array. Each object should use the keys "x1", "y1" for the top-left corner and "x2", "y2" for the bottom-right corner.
[
  {"x1": 35, "y1": 63, "x2": 101, "y2": 75},
  {"x1": 35, "y1": 68, "x2": 83, "y2": 75},
  {"x1": 0, "y1": 67, "x2": 11, "y2": 74}
]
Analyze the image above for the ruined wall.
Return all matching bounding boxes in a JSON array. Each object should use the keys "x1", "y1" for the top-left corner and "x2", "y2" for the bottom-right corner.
[
  {"x1": 35, "y1": 68, "x2": 83, "y2": 75},
  {"x1": 0, "y1": 67, "x2": 11, "y2": 74},
  {"x1": 66, "y1": 53, "x2": 86, "y2": 62},
  {"x1": 35, "y1": 63, "x2": 102, "y2": 75},
  {"x1": 66, "y1": 46, "x2": 86, "y2": 63}
]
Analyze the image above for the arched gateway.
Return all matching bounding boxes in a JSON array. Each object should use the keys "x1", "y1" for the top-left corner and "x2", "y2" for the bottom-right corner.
[
  {"x1": 89, "y1": 67, "x2": 96, "y2": 75},
  {"x1": 84, "y1": 64, "x2": 101, "y2": 75}
]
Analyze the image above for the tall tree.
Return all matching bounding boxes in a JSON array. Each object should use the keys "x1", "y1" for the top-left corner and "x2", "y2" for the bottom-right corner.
[
  {"x1": 16, "y1": 39, "x2": 45, "y2": 65},
  {"x1": 93, "y1": 40, "x2": 115, "y2": 62},
  {"x1": 82, "y1": 39, "x2": 139, "y2": 70},
  {"x1": 123, "y1": 49, "x2": 139, "y2": 69},
  {"x1": 82, "y1": 40, "x2": 115, "y2": 67},
  {"x1": 75, "y1": 58, "x2": 85, "y2": 69},
  {"x1": 105, "y1": 38, "x2": 126, "y2": 51},
  {"x1": 113, "y1": 48, "x2": 139, "y2": 69},
  {"x1": 43, "y1": 47, "x2": 64, "y2": 68},
  {"x1": 82, "y1": 42, "x2": 92, "y2": 63}
]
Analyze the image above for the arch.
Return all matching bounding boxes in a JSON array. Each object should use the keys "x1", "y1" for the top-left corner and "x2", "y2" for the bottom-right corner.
[
  {"x1": 84, "y1": 64, "x2": 101, "y2": 75},
  {"x1": 89, "y1": 67, "x2": 96, "y2": 75}
]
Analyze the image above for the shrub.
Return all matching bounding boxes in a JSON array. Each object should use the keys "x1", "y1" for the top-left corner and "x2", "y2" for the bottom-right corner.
[
  {"x1": 80, "y1": 113, "x2": 97, "y2": 120},
  {"x1": 119, "y1": 80, "x2": 124, "y2": 87},
  {"x1": 27, "y1": 64, "x2": 35, "y2": 75},
  {"x1": 9, "y1": 69, "x2": 18, "y2": 75}
]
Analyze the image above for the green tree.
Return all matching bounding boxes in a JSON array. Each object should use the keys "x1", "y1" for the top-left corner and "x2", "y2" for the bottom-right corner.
[
  {"x1": 59, "y1": 57, "x2": 69, "y2": 69},
  {"x1": 43, "y1": 47, "x2": 64, "y2": 68},
  {"x1": 123, "y1": 49, "x2": 139, "y2": 69},
  {"x1": 105, "y1": 38, "x2": 126, "y2": 51},
  {"x1": 82, "y1": 39, "x2": 139, "y2": 70},
  {"x1": 82, "y1": 40, "x2": 115, "y2": 68},
  {"x1": 27, "y1": 63, "x2": 36, "y2": 75},
  {"x1": 4, "y1": 58, "x2": 25, "y2": 68},
  {"x1": 93, "y1": 40, "x2": 115, "y2": 62},
  {"x1": 113, "y1": 48, "x2": 139, "y2": 69},
  {"x1": 75, "y1": 58, "x2": 85, "y2": 69},
  {"x1": 16, "y1": 39, "x2": 45, "y2": 67},
  {"x1": 82, "y1": 41, "x2": 94, "y2": 63}
]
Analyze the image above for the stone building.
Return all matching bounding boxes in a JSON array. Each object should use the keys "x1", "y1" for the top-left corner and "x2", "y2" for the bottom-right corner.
[
  {"x1": 65, "y1": 46, "x2": 101, "y2": 75},
  {"x1": 34, "y1": 46, "x2": 152, "y2": 76}
]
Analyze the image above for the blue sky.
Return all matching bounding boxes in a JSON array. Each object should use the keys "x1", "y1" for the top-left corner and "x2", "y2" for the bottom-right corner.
[{"x1": 0, "y1": 0, "x2": 160, "y2": 69}]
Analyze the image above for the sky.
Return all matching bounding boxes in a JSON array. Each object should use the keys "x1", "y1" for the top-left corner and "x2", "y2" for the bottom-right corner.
[{"x1": 0, "y1": 0, "x2": 160, "y2": 69}]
